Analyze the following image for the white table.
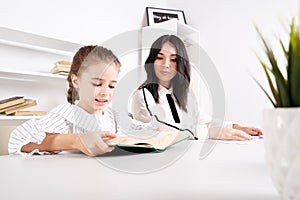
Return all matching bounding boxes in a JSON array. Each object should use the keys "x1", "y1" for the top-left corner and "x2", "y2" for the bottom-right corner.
[{"x1": 0, "y1": 139, "x2": 279, "y2": 200}]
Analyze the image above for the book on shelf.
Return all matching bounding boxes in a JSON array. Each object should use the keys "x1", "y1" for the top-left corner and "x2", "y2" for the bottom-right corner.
[
  {"x1": 50, "y1": 60, "x2": 72, "y2": 75},
  {"x1": 0, "y1": 99, "x2": 37, "y2": 115},
  {"x1": 53, "y1": 71, "x2": 69, "y2": 76},
  {"x1": 0, "y1": 96, "x2": 25, "y2": 109},
  {"x1": 56, "y1": 61, "x2": 72, "y2": 66},
  {"x1": 12, "y1": 111, "x2": 47, "y2": 116},
  {"x1": 50, "y1": 65, "x2": 70, "y2": 74},
  {"x1": 106, "y1": 131, "x2": 189, "y2": 153}
]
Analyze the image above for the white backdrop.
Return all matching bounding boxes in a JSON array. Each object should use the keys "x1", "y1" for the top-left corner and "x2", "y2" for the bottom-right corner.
[
  {"x1": 1, "y1": 0, "x2": 299, "y2": 127},
  {"x1": 168, "y1": 0, "x2": 299, "y2": 126}
]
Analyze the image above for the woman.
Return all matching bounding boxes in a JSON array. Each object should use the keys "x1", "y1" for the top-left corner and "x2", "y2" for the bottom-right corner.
[{"x1": 131, "y1": 35, "x2": 262, "y2": 140}]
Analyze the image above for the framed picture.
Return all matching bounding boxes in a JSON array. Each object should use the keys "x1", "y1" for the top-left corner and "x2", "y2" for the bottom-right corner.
[{"x1": 146, "y1": 7, "x2": 187, "y2": 26}]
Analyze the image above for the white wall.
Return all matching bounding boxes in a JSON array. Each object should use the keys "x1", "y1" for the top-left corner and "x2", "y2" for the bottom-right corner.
[
  {"x1": 1, "y1": 0, "x2": 299, "y2": 127},
  {"x1": 0, "y1": 0, "x2": 166, "y2": 44},
  {"x1": 0, "y1": 0, "x2": 170, "y2": 124},
  {"x1": 168, "y1": 0, "x2": 299, "y2": 126},
  {"x1": 0, "y1": 0, "x2": 167, "y2": 76}
]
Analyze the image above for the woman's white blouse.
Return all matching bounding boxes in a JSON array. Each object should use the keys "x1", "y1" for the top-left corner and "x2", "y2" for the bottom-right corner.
[
  {"x1": 130, "y1": 85, "x2": 214, "y2": 139},
  {"x1": 131, "y1": 85, "x2": 178, "y2": 123},
  {"x1": 8, "y1": 103, "x2": 117, "y2": 155}
]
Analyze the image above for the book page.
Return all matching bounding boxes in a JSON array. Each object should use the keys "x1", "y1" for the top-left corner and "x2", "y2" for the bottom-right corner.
[
  {"x1": 106, "y1": 131, "x2": 186, "y2": 150},
  {"x1": 107, "y1": 136, "x2": 153, "y2": 147},
  {"x1": 149, "y1": 132, "x2": 178, "y2": 150}
]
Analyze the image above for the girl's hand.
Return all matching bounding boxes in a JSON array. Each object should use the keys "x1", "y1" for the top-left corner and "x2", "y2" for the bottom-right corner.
[{"x1": 77, "y1": 132, "x2": 117, "y2": 157}]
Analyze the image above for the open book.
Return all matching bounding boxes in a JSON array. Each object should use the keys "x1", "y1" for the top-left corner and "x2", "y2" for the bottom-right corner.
[{"x1": 106, "y1": 131, "x2": 189, "y2": 153}]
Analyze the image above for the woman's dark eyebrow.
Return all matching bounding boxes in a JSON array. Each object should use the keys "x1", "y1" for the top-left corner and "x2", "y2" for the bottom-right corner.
[{"x1": 157, "y1": 52, "x2": 177, "y2": 56}]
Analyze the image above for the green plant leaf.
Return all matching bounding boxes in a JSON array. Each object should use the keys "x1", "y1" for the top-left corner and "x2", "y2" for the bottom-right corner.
[
  {"x1": 280, "y1": 39, "x2": 288, "y2": 61},
  {"x1": 257, "y1": 58, "x2": 280, "y2": 106},
  {"x1": 255, "y1": 25, "x2": 291, "y2": 107},
  {"x1": 262, "y1": 41, "x2": 289, "y2": 106},
  {"x1": 288, "y1": 18, "x2": 300, "y2": 106},
  {"x1": 270, "y1": 66, "x2": 290, "y2": 107},
  {"x1": 254, "y1": 10, "x2": 300, "y2": 108},
  {"x1": 251, "y1": 74, "x2": 277, "y2": 107}
]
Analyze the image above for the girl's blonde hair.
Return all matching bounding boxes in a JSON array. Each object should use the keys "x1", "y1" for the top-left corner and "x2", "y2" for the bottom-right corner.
[{"x1": 67, "y1": 45, "x2": 121, "y2": 104}]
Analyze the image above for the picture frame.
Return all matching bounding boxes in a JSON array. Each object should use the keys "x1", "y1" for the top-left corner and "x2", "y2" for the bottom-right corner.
[{"x1": 146, "y1": 7, "x2": 187, "y2": 26}]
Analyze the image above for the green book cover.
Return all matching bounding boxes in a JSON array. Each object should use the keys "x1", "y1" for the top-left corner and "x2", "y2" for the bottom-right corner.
[{"x1": 106, "y1": 131, "x2": 189, "y2": 153}]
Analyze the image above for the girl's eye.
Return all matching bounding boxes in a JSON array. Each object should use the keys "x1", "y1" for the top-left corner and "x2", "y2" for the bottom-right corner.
[
  {"x1": 171, "y1": 58, "x2": 177, "y2": 62},
  {"x1": 156, "y1": 57, "x2": 163, "y2": 60},
  {"x1": 109, "y1": 85, "x2": 115, "y2": 89},
  {"x1": 92, "y1": 83, "x2": 101, "y2": 87}
]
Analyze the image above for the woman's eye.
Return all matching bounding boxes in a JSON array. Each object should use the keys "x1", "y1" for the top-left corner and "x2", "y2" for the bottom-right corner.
[
  {"x1": 156, "y1": 57, "x2": 163, "y2": 60},
  {"x1": 109, "y1": 85, "x2": 115, "y2": 89},
  {"x1": 171, "y1": 58, "x2": 177, "y2": 62}
]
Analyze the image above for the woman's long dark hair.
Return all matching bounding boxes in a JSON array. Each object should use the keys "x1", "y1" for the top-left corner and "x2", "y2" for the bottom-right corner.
[{"x1": 139, "y1": 35, "x2": 191, "y2": 112}]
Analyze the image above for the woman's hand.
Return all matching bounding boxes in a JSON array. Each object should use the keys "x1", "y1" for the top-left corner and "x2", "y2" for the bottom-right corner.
[
  {"x1": 77, "y1": 132, "x2": 117, "y2": 157},
  {"x1": 216, "y1": 128, "x2": 253, "y2": 141},
  {"x1": 208, "y1": 124, "x2": 263, "y2": 141},
  {"x1": 232, "y1": 124, "x2": 263, "y2": 136}
]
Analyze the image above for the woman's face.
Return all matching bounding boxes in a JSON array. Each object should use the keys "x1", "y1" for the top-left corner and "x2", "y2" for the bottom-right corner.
[{"x1": 154, "y1": 42, "x2": 177, "y2": 88}]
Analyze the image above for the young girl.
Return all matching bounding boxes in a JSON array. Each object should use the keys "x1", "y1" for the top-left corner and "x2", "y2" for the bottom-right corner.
[
  {"x1": 131, "y1": 34, "x2": 262, "y2": 140},
  {"x1": 8, "y1": 45, "x2": 121, "y2": 156}
]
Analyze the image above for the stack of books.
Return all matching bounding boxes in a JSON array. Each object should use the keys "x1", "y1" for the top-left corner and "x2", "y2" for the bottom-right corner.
[
  {"x1": 50, "y1": 61, "x2": 72, "y2": 76},
  {"x1": 0, "y1": 96, "x2": 46, "y2": 116}
]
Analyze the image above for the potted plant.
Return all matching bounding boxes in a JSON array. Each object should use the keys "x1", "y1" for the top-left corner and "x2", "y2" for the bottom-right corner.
[{"x1": 255, "y1": 10, "x2": 300, "y2": 199}]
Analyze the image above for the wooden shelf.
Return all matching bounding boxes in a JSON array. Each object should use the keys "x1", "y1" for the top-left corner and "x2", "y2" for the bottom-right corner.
[
  {"x1": 144, "y1": 19, "x2": 198, "y2": 33},
  {"x1": 0, "y1": 26, "x2": 82, "y2": 56},
  {"x1": 143, "y1": 19, "x2": 199, "y2": 44},
  {"x1": 0, "y1": 69, "x2": 67, "y2": 82},
  {"x1": 0, "y1": 69, "x2": 67, "y2": 125},
  {"x1": 0, "y1": 27, "x2": 75, "y2": 126}
]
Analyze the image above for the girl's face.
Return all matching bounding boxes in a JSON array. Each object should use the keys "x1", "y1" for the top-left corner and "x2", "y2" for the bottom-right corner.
[
  {"x1": 154, "y1": 42, "x2": 177, "y2": 88},
  {"x1": 72, "y1": 62, "x2": 119, "y2": 114}
]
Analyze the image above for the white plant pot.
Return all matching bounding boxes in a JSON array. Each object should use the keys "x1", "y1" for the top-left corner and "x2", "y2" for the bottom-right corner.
[{"x1": 263, "y1": 108, "x2": 300, "y2": 200}]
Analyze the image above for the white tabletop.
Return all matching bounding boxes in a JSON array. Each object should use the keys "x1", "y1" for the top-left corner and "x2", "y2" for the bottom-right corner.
[{"x1": 0, "y1": 139, "x2": 279, "y2": 200}]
